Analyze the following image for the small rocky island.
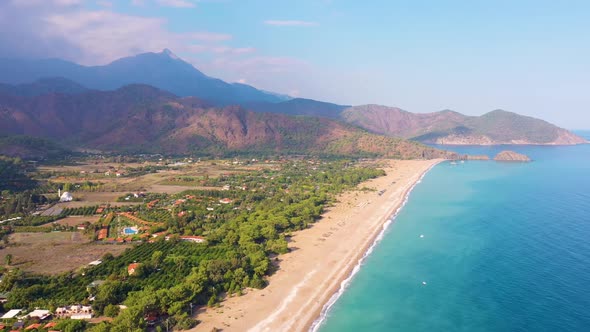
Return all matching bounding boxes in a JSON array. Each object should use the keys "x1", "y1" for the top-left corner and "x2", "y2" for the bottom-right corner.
[{"x1": 494, "y1": 150, "x2": 531, "y2": 162}]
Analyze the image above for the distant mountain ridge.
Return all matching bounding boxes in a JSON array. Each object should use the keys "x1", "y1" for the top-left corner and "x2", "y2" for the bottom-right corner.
[
  {"x1": 0, "y1": 50, "x2": 584, "y2": 146},
  {"x1": 0, "y1": 49, "x2": 288, "y2": 104},
  {"x1": 0, "y1": 77, "x2": 88, "y2": 97},
  {"x1": 0, "y1": 85, "x2": 454, "y2": 159},
  {"x1": 244, "y1": 98, "x2": 348, "y2": 118},
  {"x1": 246, "y1": 100, "x2": 585, "y2": 145},
  {"x1": 341, "y1": 105, "x2": 586, "y2": 145}
]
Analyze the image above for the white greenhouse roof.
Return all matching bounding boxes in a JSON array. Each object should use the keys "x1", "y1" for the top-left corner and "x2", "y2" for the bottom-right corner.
[{"x1": 1, "y1": 309, "x2": 22, "y2": 319}]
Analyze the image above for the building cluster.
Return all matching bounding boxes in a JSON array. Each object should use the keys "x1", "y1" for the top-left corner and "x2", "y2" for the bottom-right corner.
[
  {"x1": 0, "y1": 306, "x2": 94, "y2": 331},
  {"x1": 55, "y1": 305, "x2": 94, "y2": 320}
]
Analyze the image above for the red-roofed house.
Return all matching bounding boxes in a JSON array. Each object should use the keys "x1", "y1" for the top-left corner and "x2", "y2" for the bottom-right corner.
[
  {"x1": 25, "y1": 323, "x2": 42, "y2": 330},
  {"x1": 97, "y1": 227, "x2": 108, "y2": 240},
  {"x1": 43, "y1": 322, "x2": 57, "y2": 329},
  {"x1": 128, "y1": 263, "x2": 141, "y2": 276}
]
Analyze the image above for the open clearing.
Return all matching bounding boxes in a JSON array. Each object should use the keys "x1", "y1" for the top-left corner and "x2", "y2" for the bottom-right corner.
[
  {"x1": 54, "y1": 215, "x2": 102, "y2": 227},
  {"x1": 1, "y1": 232, "x2": 130, "y2": 275}
]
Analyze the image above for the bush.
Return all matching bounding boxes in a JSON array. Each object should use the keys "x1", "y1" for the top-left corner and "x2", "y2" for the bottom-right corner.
[
  {"x1": 104, "y1": 304, "x2": 120, "y2": 318},
  {"x1": 174, "y1": 314, "x2": 197, "y2": 330}
]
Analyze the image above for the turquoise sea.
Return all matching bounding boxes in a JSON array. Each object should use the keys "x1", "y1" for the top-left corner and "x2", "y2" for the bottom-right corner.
[{"x1": 317, "y1": 142, "x2": 590, "y2": 332}]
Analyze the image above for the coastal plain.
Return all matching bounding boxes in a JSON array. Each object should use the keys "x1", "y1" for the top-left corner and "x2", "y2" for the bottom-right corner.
[{"x1": 193, "y1": 159, "x2": 441, "y2": 332}]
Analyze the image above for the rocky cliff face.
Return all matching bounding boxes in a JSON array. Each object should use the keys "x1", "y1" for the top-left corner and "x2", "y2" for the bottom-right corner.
[{"x1": 494, "y1": 151, "x2": 531, "y2": 162}]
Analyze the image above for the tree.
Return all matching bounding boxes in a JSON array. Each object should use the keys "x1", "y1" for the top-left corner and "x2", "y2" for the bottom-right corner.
[
  {"x1": 93, "y1": 281, "x2": 129, "y2": 314},
  {"x1": 86, "y1": 322, "x2": 112, "y2": 332},
  {"x1": 112, "y1": 306, "x2": 145, "y2": 331},
  {"x1": 102, "y1": 252, "x2": 115, "y2": 262},
  {"x1": 174, "y1": 313, "x2": 197, "y2": 330},
  {"x1": 55, "y1": 319, "x2": 87, "y2": 332},
  {"x1": 250, "y1": 274, "x2": 265, "y2": 289},
  {"x1": 207, "y1": 294, "x2": 217, "y2": 307},
  {"x1": 4, "y1": 254, "x2": 12, "y2": 266},
  {"x1": 151, "y1": 250, "x2": 164, "y2": 268},
  {"x1": 164, "y1": 254, "x2": 187, "y2": 271},
  {"x1": 104, "y1": 304, "x2": 120, "y2": 318}
]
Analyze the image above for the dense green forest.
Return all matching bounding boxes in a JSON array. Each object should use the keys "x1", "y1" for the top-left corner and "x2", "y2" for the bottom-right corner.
[
  {"x1": 0, "y1": 156, "x2": 36, "y2": 192},
  {"x1": 0, "y1": 159, "x2": 385, "y2": 331}
]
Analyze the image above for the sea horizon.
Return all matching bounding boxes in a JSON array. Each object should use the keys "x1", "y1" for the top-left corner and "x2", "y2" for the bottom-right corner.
[{"x1": 318, "y1": 144, "x2": 590, "y2": 332}]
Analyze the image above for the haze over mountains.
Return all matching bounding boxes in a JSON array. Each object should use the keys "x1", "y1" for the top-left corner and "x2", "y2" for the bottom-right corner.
[
  {"x1": 0, "y1": 49, "x2": 287, "y2": 104},
  {"x1": 0, "y1": 49, "x2": 585, "y2": 159}
]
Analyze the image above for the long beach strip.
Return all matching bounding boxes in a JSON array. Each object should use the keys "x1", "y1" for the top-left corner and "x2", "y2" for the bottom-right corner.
[{"x1": 193, "y1": 159, "x2": 443, "y2": 332}]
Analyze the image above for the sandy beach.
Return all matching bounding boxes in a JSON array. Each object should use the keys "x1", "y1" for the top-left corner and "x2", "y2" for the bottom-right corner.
[{"x1": 192, "y1": 159, "x2": 442, "y2": 332}]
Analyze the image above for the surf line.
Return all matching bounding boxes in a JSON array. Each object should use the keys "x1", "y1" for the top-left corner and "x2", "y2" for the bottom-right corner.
[
  {"x1": 309, "y1": 162, "x2": 440, "y2": 332},
  {"x1": 249, "y1": 269, "x2": 318, "y2": 332}
]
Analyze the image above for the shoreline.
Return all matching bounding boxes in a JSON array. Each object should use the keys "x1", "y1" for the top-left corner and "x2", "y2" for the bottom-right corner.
[
  {"x1": 193, "y1": 159, "x2": 443, "y2": 332},
  {"x1": 308, "y1": 160, "x2": 441, "y2": 332}
]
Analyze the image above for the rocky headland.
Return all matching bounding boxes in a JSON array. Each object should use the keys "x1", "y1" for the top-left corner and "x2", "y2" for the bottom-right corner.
[{"x1": 494, "y1": 150, "x2": 531, "y2": 162}]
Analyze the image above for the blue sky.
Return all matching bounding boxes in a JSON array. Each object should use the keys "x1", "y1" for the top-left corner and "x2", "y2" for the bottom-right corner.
[{"x1": 0, "y1": 0, "x2": 589, "y2": 128}]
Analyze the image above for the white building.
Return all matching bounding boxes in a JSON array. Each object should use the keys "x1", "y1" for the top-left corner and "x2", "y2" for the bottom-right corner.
[{"x1": 59, "y1": 191, "x2": 73, "y2": 202}]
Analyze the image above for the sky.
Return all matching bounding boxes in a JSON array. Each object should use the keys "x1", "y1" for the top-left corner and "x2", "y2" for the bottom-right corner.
[{"x1": 0, "y1": 0, "x2": 589, "y2": 128}]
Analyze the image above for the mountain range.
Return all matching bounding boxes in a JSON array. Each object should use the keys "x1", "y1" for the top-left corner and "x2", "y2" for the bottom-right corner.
[
  {"x1": 340, "y1": 105, "x2": 586, "y2": 145},
  {"x1": 0, "y1": 49, "x2": 287, "y2": 105},
  {"x1": 0, "y1": 84, "x2": 454, "y2": 159},
  {"x1": 0, "y1": 49, "x2": 585, "y2": 159}
]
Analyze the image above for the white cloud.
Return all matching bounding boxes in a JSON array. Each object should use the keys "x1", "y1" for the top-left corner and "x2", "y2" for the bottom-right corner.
[
  {"x1": 54, "y1": 0, "x2": 83, "y2": 5},
  {"x1": 209, "y1": 46, "x2": 256, "y2": 55},
  {"x1": 184, "y1": 43, "x2": 255, "y2": 56},
  {"x1": 187, "y1": 32, "x2": 231, "y2": 42},
  {"x1": 11, "y1": 0, "x2": 82, "y2": 6},
  {"x1": 38, "y1": 9, "x2": 231, "y2": 64},
  {"x1": 97, "y1": 0, "x2": 112, "y2": 7},
  {"x1": 0, "y1": 1, "x2": 309, "y2": 98},
  {"x1": 264, "y1": 20, "x2": 318, "y2": 27},
  {"x1": 156, "y1": 0, "x2": 196, "y2": 7}
]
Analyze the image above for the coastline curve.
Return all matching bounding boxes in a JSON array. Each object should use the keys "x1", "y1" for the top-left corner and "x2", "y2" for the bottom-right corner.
[{"x1": 308, "y1": 161, "x2": 441, "y2": 332}]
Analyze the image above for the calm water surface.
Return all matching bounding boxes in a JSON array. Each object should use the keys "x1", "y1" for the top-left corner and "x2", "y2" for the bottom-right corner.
[{"x1": 319, "y1": 144, "x2": 590, "y2": 332}]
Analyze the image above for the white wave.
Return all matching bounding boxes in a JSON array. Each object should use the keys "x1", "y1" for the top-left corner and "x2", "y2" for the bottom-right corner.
[{"x1": 250, "y1": 269, "x2": 317, "y2": 332}]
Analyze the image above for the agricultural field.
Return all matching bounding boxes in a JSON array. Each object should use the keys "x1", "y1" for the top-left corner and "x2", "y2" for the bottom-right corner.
[
  {"x1": 0, "y1": 232, "x2": 129, "y2": 275},
  {"x1": 54, "y1": 215, "x2": 101, "y2": 227},
  {"x1": 0, "y1": 155, "x2": 386, "y2": 331}
]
